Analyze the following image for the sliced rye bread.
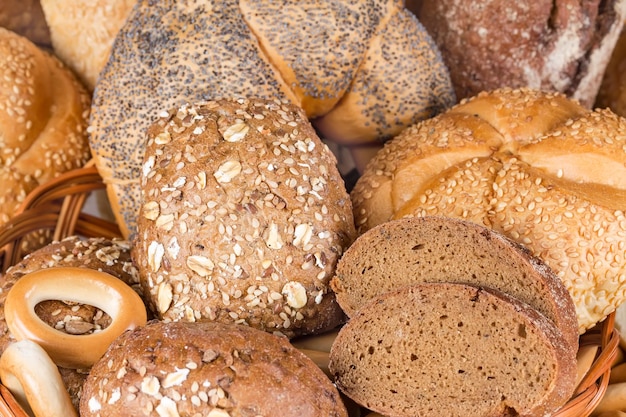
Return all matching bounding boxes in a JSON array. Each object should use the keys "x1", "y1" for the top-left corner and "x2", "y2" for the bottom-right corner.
[
  {"x1": 328, "y1": 282, "x2": 578, "y2": 417},
  {"x1": 330, "y1": 216, "x2": 579, "y2": 352}
]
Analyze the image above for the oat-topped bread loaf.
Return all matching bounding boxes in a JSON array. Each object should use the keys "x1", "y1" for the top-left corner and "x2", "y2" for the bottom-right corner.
[
  {"x1": 408, "y1": 0, "x2": 626, "y2": 107},
  {"x1": 331, "y1": 216, "x2": 579, "y2": 353},
  {"x1": 133, "y1": 97, "x2": 355, "y2": 338},
  {"x1": 0, "y1": 236, "x2": 144, "y2": 411},
  {"x1": 0, "y1": 28, "x2": 91, "y2": 244},
  {"x1": 80, "y1": 320, "x2": 349, "y2": 417},
  {"x1": 329, "y1": 282, "x2": 578, "y2": 417},
  {"x1": 352, "y1": 87, "x2": 626, "y2": 333},
  {"x1": 88, "y1": 0, "x2": 455, "y2": 238}
]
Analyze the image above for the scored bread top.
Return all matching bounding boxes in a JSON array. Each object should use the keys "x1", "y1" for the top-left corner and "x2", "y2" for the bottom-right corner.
[
  {"x1": 133, "y1": 97, "x2": 356, "y2": 338},
  {"x1": 331, "y1": 216, "x2": 579, "y2": 352},
  {"x1": 329, "y1": 282, "x2": 578, "y2": 417}
]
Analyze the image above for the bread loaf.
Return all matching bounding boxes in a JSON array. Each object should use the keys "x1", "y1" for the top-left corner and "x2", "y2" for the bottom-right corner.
[
  {"x1": 596, "y1": 26, "x2": 626, "y2": 117},
  {"x1": 0, "y1": 0, "x2": 50, "y2": 46},
  {"x1": 0, "y1": 236, "x2": 143, "y2": 411},
  {"x1": 80, "y1": 320, "x2": 349, "y2": 417},
  {"x1": 329, "y1": 282, "x2": 577, "y2": 417},
  {"x1": 0, "y1": 28, "x2": 92, "y2": 240},
  {"x1": 133, "y1": 97, "x2": 355, "y2": 338},
  {"x1": 409, "y1": 0, "x2": 626, "y2": 107},
  {"x1": 88, "y1": 0, "x2": 456, "y2": 238},
  {"x1": 351, "y1": 87, "x2": 626, "y2": 333},
  {"x1": 39, "y1": 0, "x2": 136, "y2": 91},
  {"x1": 330, "y1": 216, "x2": 579, "y2": 353}
]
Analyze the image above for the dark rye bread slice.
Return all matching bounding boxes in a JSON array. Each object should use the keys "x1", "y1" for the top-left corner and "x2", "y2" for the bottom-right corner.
[
  {"x1": 328, "y1": 282, "x2": 578, "y2": 417},
  {"x1": 330, "y1": 216, "x2": 578, "y2": 352}
]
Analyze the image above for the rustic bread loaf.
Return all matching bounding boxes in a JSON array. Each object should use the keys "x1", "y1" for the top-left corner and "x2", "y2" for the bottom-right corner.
[
  {"x1": 80, "y1": 320, "x2": 349, "y2": 417},
  {"x1": 408, "y1": 0, "x2": 626, "y2": 107},
  {"x1": 0, "y1": 236, "x2": 144, "y2": 411},
  {"x1": 0, "y1": 0, "x2": 50, "y2": 46},
  {"x1": 0, "y1": 28, "x2": 92, "y2": 241},
  {"x1": 331, "y1": 216, "x2": 579, "y2": 352},
  {"x1": 132, "y1": 97, "x2": 355, "y2": 338},
  {"x1": 596, "y1": 26, "x2": 626, "y2": 117},
  {"x1": 351, "y1": 87, "x2": 626, "y2": 333},
  {"x1": 329, "y1": 282, "x2": 578, "y2": 417},
  {"x1": 39, "y1": 0, "x2": 136, "y2": 90},
  {"x1": 88, "y1": 0, "x2": 455, "y2": 238}
]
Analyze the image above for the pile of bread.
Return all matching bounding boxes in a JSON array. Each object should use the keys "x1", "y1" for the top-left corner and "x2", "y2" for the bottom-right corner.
[{"x1": 0, "y1": 0, "x2": 625, "y2": 416}]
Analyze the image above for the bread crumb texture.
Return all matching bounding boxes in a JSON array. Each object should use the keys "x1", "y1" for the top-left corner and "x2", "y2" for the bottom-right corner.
[
  {"x1": 88, "y1": 0, "x2": 455, "y2": 238},
  {"x1": 80, "y1": 321, "x2": 348, "y2": 417},
  {"x1": 352, "y1": 87, "x2": 626, "y2": 333},
  {"x1": 133, "y1": 97, "x2": 355, "y2": 338},
  {"x1": 329, "y1": 282, "x2": 577, "y2": 417}
]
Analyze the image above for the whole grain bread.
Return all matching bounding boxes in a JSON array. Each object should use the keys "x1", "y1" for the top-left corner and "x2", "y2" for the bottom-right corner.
[
  {"x1": 331, "y1": 216, "x2": 579, "y2": 352},
  {"x1": 329, "y1": 282, "x2": 578, "y2": 417},
  {"x1": 80, "y1": 320, "x2": 349, "y2": 417}
]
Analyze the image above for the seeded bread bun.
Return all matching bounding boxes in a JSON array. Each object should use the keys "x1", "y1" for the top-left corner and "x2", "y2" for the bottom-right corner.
[
  {"x1": 331, "y1": 216, "x2": 579, "y2": 353},
  {"x1": 88, "y1": 0, "x2": 455, "y2": 239},
  {"x1": 80, "y1": 320, "x2": 349, "y2": 417},
  {"x1": 352, "y1": 87, "x2": 626, "y2": 334},
  {"x1": 596, "y1": 26, "x2": 626, "y2": 117},
  {"x1": 408, "y1": 0, "x2": 626, "y2": 107},
  {"x1": 0, "y1": 236, "x2": 144, "y2": 411},
  {"x1": 39, "y1": 0, "x2": 136, "y2": 91},
  {"x1": 329, "y1": 282, "x2": 578, "y2": 417},
  {"x1": 0, "y1": 28, "x2": 92, "y2": 236},
  {"x1": 132, "y1": 98, "x2": 355, "y2": 338}
]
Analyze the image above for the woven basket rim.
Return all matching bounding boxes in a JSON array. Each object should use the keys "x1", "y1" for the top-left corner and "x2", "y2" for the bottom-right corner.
[{"x1": 0, "y1": 164, "x2": 619, "y2": 417}]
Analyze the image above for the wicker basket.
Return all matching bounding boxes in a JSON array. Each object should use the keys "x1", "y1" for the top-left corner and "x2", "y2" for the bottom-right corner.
[{"x1": 0, "y1": 163, "x2": 619, "y2": 417}]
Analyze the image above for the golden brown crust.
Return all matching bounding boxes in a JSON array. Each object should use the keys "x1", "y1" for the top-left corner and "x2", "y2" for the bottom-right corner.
[
  {"x1": 0, "y1": 28, "x2": 92, "y2": 229},
  {"x1": 351, "y1": 87, "x2": 626, "y2": 333},
  {"x1": 596, "y1": 26, "x2": 626, "y2": 117},
  {"x1": 39, "y1": 0, "x2": 137, "y2": 91},
  {"x1": 88, "y1": 0, "x2": 455, "y2": 239},
  {"x1": 329, "y1": 282, "x2": 577, "y2": 417},
  {"x1": 80, "y1": 321, "x2": 349, "y2": 417},
  {"x1": 133, "y1": 98, "x2": 355, "y2": 338},
  {"x1": 411, "y1": 0, "x2": 626, "y2": 107}
]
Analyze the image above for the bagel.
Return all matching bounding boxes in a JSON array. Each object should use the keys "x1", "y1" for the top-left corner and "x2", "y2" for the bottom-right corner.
[
  {"x1": 88, "y1": 0, "x2": 456, "y2": 238},
  {"x1": 351, "y1": 87, "x2": 626, "y2": 333},
  {"x1": 0, "y1": 28, "x2": 91, "y2": 243}
]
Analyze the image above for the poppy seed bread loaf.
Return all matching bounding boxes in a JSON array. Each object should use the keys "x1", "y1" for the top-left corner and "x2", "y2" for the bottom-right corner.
[
  {"x1": 330, "y1": 216, "x2": 579, "y2": 353},
  {"x1": 133, "y1": 97, "x2": 356, "y2": 338},
  {"x1": 88, "y1": 0, "x2": 455, "y2": 238},
  {"x1": 329, "y1": 282, "x2": 578, "y2": 417}
]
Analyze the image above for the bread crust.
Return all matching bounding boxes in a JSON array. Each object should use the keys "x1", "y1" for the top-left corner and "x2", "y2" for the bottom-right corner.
[
  {"x1": 133, "y1": 98, "x2": 355, "y2": 338},
  {"x1": 88, "y1": 0, "x2": 455, "y2": 238},
  {"x1": 329, "y1": 282, "x2": 578, "y2": 417},
  {"x1": 351, "y1": 87, "x2": 626, "y2": 333},
  {"x1": 596, "y1": 26, "x2": 626, "y2": 117},
  {"x1": 80, "y1": 321, "x2": 349, "y2": 417}
]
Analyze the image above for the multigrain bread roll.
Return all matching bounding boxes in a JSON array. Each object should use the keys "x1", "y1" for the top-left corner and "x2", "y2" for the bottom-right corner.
[
  {"x1": 88, "y1": 0, "x2": 456, "y2": 239},
  {"x1": 80, "y1": 320, "x2": 349, "y2": 417},
  {"x1": 351, "y1": 87, "x2": 626, "y2": 333},
  {"x1": 329, "y1": 282, "x2": 578, "y2": 417},
  {"x1": 39, "y1": 0, "x2": 136, "y2": 90},
  {"x1": 330, "y1": 216, "x2": 579, "y2": 353},
  {"x1": 0, "y1": 236, "x2": 144, "y2": 411},
  {"x1": 133, "y1": 98, "x2": 356, "y2": 338},
  {"x1": 0, "y1": 28, "x2": 91, "y2": 248},
  {"x1": 596, "y1": 26, "x2": 626, "y2": 117},
  {"x1": 408, "y1": 0, "x2": 626, "y2": 107}
]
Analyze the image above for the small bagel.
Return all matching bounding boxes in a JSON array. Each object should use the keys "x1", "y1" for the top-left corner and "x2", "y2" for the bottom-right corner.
[
  {"x1": 3, "y1": 267, "x2": 147, "y2": 369},
  {"x1": 0, "y1": 339, "x2": 77, "y2": 417}
]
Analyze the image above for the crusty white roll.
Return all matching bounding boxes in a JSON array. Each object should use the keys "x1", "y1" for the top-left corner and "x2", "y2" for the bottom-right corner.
[
  {"x1": 133, "y1": 97, "x2": 355, "y2": 338},
  {"x1": 0, "y1": 28, "x2": 91, "y2": 233},
  {"x1": 408, "y1": 0, "x2": 626, "y2": 107},
  {"x1": 88, "y1": 0, "x2": 456, "y2": 239},
  {"x1": 39, "y1": 0, "x2": 137, "y2": 91},
  {"x1": 351, "y1": 87, "x2": 626, "y2": 334}
]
